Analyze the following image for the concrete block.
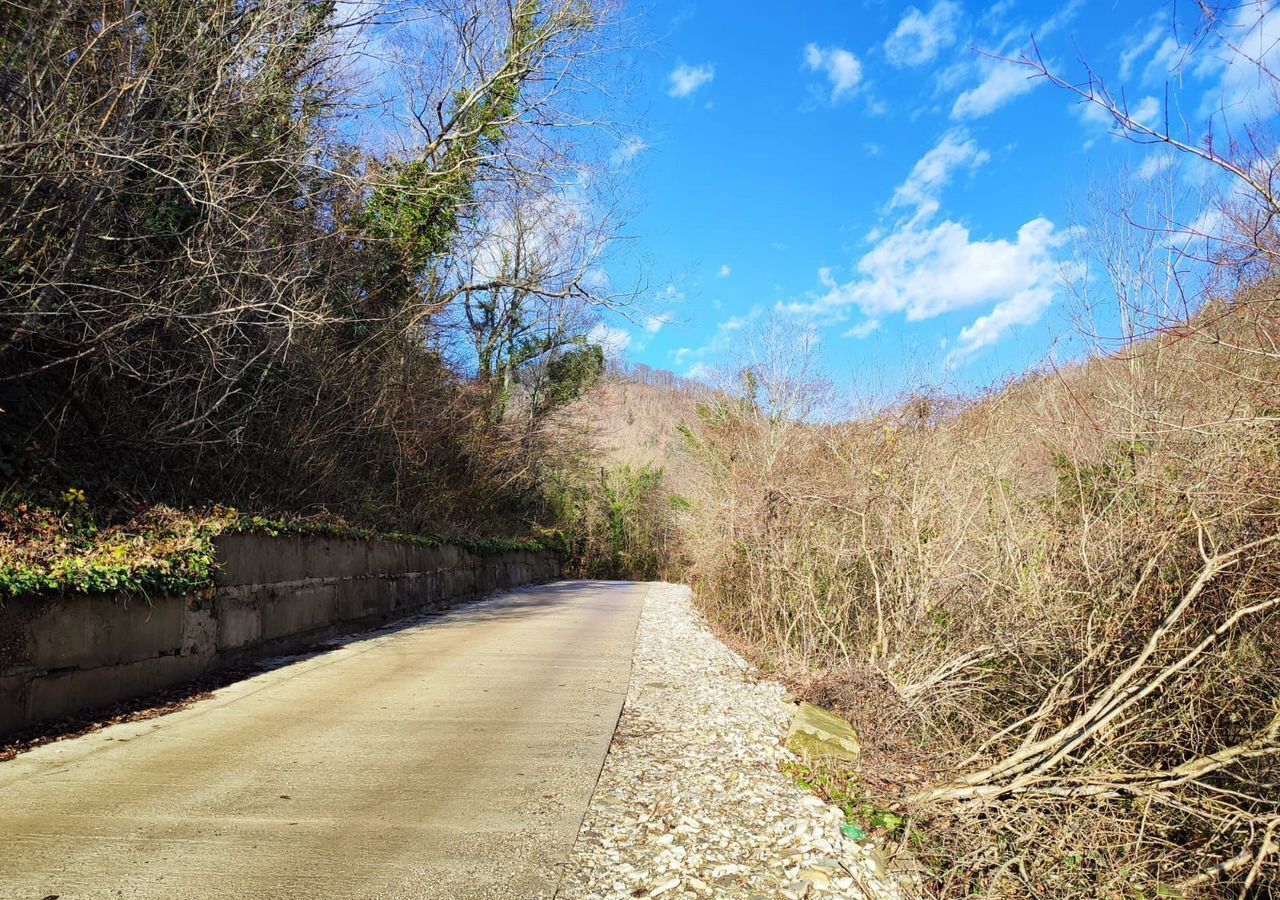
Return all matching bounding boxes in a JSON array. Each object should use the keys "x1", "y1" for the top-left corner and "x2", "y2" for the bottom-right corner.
[
  {"x1": 387, "y1": 574, "x2": 414, "y2": 611},
  {"x1": 259, "y1": 583, "x2": 338, "y2": 642},
  {"x1": 26, "y1": 654, "x2": 211, "y2": 724},
  {"x1": 397, "y1": 572, "x2": 440, "y2": 611},
  {"x1": 302, "y1": 538, "x2": 368, "y2": 581},
  {"x1": 0, "y1": 674, "x2": 29, "y2": 734},
  {"x1": 442, "y1": 568, "x2": 466, "y2": 598},
  {"x1": 215, "y1": 534, "x2": 309, "y2": 586},
  {"x1": 29, "y1": 594, "x2": 185, "y2": 670},
  {"x1": 786, "y1": 702, "x2": 861, "y2": 765},
  {"x1": 181, "y1": 595, "x2": 218, "y2": 659},
  {"x1": 0, "y1": 600, "x2": 40, "y2": 674},
  {"x1": 3, "y1": 545, "x2": 559, "y2": 736},
  {"x1": 405, "y1": 544, "x2": 429, "y2": 572},
  {"x1": 366, "y1": 541, "x2": 409, "y2": 577},
  {"x1": 403, "y1": 544, "x2": 446, "y2": 574},
  {"x1": 214, "y1": 592, "x2": 262, "y2": 651},
  {"x1": 336, "y1": 577, "x2": 394, "y2": 622}
]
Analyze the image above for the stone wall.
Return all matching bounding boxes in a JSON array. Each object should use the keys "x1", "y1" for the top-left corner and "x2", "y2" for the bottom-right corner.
[{"x1": 0, "y1": 535, "x2": 560, "y2": 735}]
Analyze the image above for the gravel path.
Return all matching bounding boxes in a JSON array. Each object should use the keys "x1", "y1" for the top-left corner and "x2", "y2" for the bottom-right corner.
[{"x1": 560, "y1": 583, "x2": 904, "y2": 900}]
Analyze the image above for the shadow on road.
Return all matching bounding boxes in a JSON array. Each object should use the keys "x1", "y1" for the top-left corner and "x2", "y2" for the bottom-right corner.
[{"x1": 1, "y1": 579, "x2": 640, "y2": 761}]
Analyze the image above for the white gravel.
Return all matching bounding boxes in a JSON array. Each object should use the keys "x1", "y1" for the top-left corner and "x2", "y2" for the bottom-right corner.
[{"x1": 559, "y1": 583, "x2": 906, "y2": 900}]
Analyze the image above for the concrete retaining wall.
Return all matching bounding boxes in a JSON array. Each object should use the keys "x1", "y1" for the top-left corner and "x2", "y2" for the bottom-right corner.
[{"x1": 0, "y1": 535, "x2": 560, "y2": 735}]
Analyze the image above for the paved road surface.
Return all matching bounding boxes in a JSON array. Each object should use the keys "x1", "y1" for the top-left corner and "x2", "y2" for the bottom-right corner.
[{"x1": 0, "y1": 580, "x2": 646, "y2": 900}]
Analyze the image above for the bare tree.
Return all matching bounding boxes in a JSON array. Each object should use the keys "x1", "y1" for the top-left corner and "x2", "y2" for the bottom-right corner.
[{"x1": 0, "y1": 0, "x2": 631, "y2": 529}]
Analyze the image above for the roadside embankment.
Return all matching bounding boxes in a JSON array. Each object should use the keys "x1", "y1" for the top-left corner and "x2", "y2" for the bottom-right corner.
[
  {"x1": 561, "y1": 583, "x2": 906, "y2": 900},
  {"x1": 0, "y1": 533, "x2": 559, "y2": 735}
]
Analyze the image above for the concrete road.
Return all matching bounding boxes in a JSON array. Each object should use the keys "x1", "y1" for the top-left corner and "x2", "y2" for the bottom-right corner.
[{"x1": 0, "y1": 580, "x2": 646, "y2": 900}]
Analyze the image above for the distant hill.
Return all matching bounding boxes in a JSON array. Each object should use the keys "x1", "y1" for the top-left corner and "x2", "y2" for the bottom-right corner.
[{"x1": 569, "y1": 364, "x2": 707, "y2": 472}]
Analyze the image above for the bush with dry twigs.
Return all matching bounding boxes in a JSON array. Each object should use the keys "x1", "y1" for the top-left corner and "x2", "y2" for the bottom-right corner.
[
  {"x1": 675, "y1": 284, "x2": 1280, "y2": 900},
  {"x1": 667, "y1": 7, "x2": 1280, "y2": 896},
  {"x1": 0, "y1": 0, "x2": 631, "y2": 558}
]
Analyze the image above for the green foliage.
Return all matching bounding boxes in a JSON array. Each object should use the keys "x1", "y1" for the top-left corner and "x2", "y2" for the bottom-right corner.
[
  {"x1": 355, "y1": 0, "x2": 552, "y2": 314},
  {"x1": 595, "y1": 465, "x2": 664, "y2": 578},
  {"x1": 544, "y1": 344, "x2": 605, "y2": 408},
  {"x1": 0, "y1": 551, "x2": 218, "y2": 602},
  {"x1": 1048, "y1": 441, "x2": 1146, "y2": 517},
  {"x1": 0, "y1": 498, "x2": 552, "y2": 603},
  {"x1": 668, "y1": 493, "x2": 693, "y2": 512},
  {"x1": 545, "y1": 463, "x2": 675, "y2": 580},
  {"x1": 225, "y1": 514, "x2": 550, "y2": 556},
  {"x1": 782, "y1": 759, "x2": 907, "y2": 840}
]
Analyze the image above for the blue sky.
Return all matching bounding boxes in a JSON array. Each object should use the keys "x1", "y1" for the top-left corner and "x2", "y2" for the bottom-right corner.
[{"x1": 592, "y1": 0, "x2": 1277, "y2": 393}]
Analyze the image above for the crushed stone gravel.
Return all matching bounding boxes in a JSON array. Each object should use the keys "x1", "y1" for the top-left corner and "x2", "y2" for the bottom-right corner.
[{"x1": 559, "y1": 582, "x2": 907, "y2": 900}]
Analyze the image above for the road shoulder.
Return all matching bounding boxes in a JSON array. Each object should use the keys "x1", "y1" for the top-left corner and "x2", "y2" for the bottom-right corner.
[{"x1": 560, "y1": 583, "x2": 903, "y2": 900}]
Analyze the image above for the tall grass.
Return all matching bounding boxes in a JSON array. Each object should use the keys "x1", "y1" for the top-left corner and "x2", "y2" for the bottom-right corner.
[{"x1": 673, "y1": 296, "x2": 1280, "y2": 896}]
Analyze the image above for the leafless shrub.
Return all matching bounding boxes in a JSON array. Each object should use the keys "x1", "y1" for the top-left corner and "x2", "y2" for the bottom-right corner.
[
  {"x1": 0, "y1": 0, "x2": 628, "y2": 532},
  {"x1": 679, "y1": 297, "x2": 1280, "y2": 895},
  {"x1": 674, "y1": 7, "x2": 1280, "y2": 894}
]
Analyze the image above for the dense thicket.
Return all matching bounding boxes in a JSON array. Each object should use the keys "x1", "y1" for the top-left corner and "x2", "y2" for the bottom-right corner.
[
  {"x1": 655, "y1": 15, "x2": 1280, "y2": 892},
  {"x1": 593, "y1": 9, "x2": 1280, "y2": 896},
  {"x1": 671, "y1": 298, "x2": 1280, "y2": 896},
  {"x1": 0, "y1": 0, "x2": 615, "y2": 533}
]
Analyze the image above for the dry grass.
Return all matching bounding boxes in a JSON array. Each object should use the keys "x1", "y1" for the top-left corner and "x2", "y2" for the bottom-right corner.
[{"x1": 670, "y1": 295, "x2": 1280, "y2": 897}]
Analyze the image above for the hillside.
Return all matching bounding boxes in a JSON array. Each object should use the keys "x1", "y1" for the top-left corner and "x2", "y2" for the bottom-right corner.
[
  {"x1": 574, "y1": 367, "x2": 704, "y2": 467},
  {"x1": 631, "y1": 294, "x2": 1280, "y2": 898},
  {"x1": 0, "y1": 0, "x2": 629, "y2": 596},
  {"x1": 5, "y1": 2, "x2": 1280, "y2": 897}
]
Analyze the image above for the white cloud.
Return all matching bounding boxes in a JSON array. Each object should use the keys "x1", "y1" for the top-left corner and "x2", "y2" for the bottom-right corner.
[
  {"x1": 1142, "y1": 35, "x2": 1192, "y2": 86},
  {"x1": 952, "y1": 61, "x2": 1038, "y2": 118},
  {"x1": 776, "y1": 106, "x2": 1071, "y2": 362},
  {"x1": 610, "y1": 136, "x2": 648, "y2": 168},
  {"x1": 1073, "y1": 98, "x2": 1114, "y2": 129},
  {"x1": 1119, "y1": 7, "x2": 1280, "y2": 126},
  {"x1": 843, "y1": 319, "x2": 881, "y2": 339},
  {"x1": 885, "y1": 1, "x2": 962, "y2": 68},
  {"x1": 935, "y1": 58, "x2": 973, "y2": 93},
  {"x1": 658, "y1": 283, "x2": 685, "y2": 302},
  {"x1": 1037, "y1": 0, "x2": 1085, "y2": 39},
  {"x1": 1132, "y1": 95, "x2": 1161, "y2": 125},
  {"x1": 669, "y1": 308, "x2": 761, "y2": 372},
  {"x1": 1120, "y1": 22, "x2": 1165, "y2": 81},
  {"x1": 785, "y1": 212, "x2": 1063, "y2": 363},
  {"x1": 1135, "y1": 152, "x2": 1174, "y2": 181},
  {"x1": 668, "y1": 62, "x2": 715, "y2": 98},
  {"x1": 588, "y1": 323, "x2": 632, "y2": 358},
  {"x1": 858, "y1": 216, "x2": 1056, "y2": 320},
  {"x1": 471, "y1": 192, "x2": 592, "y2": 284},
  {"x1": 1200, "y1": 3, "x2": 1280, "y2": 122},
  {"x1": 672, "y1": 346, "x2": 701, "y2": 364},
  {"x1": 1188, "y1": 206, "x2": 1225, "y2": 239},
  {"x1": 803, "y1": 44, "x2": 864, "y2": 103},
  {"x1": 717, "y1": 264, "x2": 732, "y2": 278},
  {"x1": 582, "y1": 267, "x2": 611, "y2": 294},
  {"x1": 890, "y1": 129, "x2": 990, "y2": 210},
  {"x1": 947, "y1": 281, "x2": 1054, "y2": 365},
  {"x1": 1072, "y1": 94, "x2": 1159, "y2": 145},
  {"x1": 643, "y1": 313, "x2": 673, "y2": 334}
]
